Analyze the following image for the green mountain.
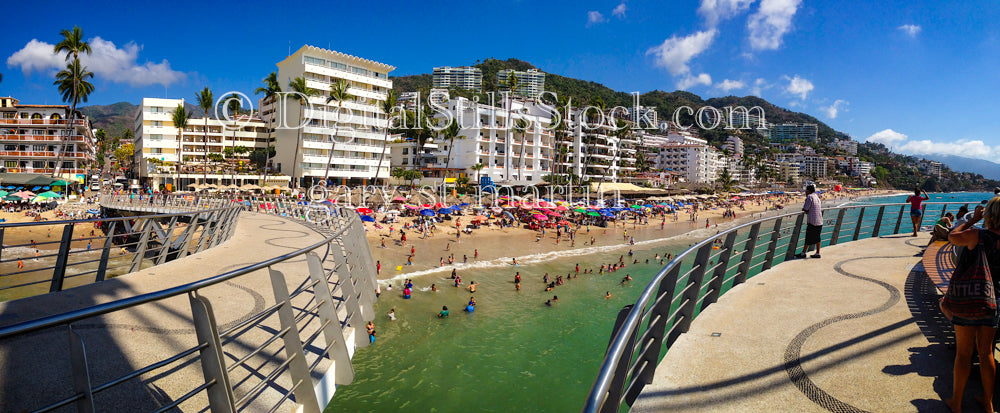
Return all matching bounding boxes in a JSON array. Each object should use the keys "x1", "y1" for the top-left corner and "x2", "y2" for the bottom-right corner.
[{"x1": 390, "y1": 58, "x2": 841, "y2": 146}]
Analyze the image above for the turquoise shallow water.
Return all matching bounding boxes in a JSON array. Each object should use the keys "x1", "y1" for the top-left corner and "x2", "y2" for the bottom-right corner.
[{"x1": 328, "y1": 192, "x2": 989, "y2": 412}]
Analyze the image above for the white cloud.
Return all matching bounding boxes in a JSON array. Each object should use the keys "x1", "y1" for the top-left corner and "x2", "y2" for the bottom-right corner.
[
  {"x1": 613, "y1": 2, "x2": 627, "y2": 18},
  {"x1": 898, "y1": 24, "x2": 921, "y2": 37},
  {"x1": 698, "y1": 0, "x2": 755, "y2": 28},
  {"x1": 677, "y1": 73, "x2": 712, "y2": 90},
  {"x1": 783, "y1": 75, "x2": 813, "y2": 100},
  {"x1": 898, "y1": 139, "x2": 1000, "y2": 160},
  {"x1": 750, "y1": 77, "x2": 769, "y2": 96},
  {"x1": 866, "y1": 129, "x2": 908, "y2": 146},
  {"x1": 7, "y1": 37, "x2": 186, "y2": 87},
  {"x1": 587, "y1": 11, "x2": 606, "y2": 26},
  {"x1": 747, "y1": 0, "x2": 801, "y2": 50},
  {"x1": 647, "y1": 29, "x2": 717, "y2": 76},
  {"x1": 821, "y1": 99, "x2": 848, "y2": 119},
  {"x1": 716, "y1": 79, "x2": 746, "y2": 92}
]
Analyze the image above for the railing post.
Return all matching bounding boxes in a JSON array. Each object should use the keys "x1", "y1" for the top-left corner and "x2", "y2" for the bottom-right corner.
[
  {"x1": 95, "y1": 222, "x2": 116, "y2": 282},
  {"x1": 872, "y1": 206, "x2": 885, "y2": 238},
  {"x1": 49, "y1": 224, "x2": 75, "y2": 293},
  {"x1": 940, "y1": 203, "x2": 949, "y2": 218},
  {"x1": 306, "y1": 252, "x2": 355, "y2": 386},
  {"x1": 852, "y1": 207, "x2": 866, "y2": 241},
  {"x1": 268, "y1": 268, "x2": 322, "y2": 413},
  {"x1": 762, "y1": 218, "x2": 783, "y2": 271},
  {"x1": 189, "y1": 292, "x2": 237, "y2": 413},
  {"x1": 702, "y1": 231, "x2": 737, "y2": 310},
  {"x1": 177, "y1": 212, "x2": 202, "y2": 259},
  {"x1": 602, "y1": 304, "x2": 639, "y2": 413},
  {"x1": 785, "y1": 214, "x2": 805, "y2": 262},
  {"x1": 831, "y1": 208, "x2": 847, "y2": 245},
  {"x1": 735, "y1": 223, "x2": 760, "y2": 285},
  {"x1": 672, "y1": 244, "x2": 712, "y2": 339},
  {"x1": 68, "y1": 326, "x2": 95, "y2": 413},
  {"x1": 154, "y1": 217, "x2": 179, "y2": 265},
  {"x1": 330, "y1": 243, "x2": 368, "y2": 349},
  {"x1": 128, "y1": 219, "x2": 153, "y2": 274}
]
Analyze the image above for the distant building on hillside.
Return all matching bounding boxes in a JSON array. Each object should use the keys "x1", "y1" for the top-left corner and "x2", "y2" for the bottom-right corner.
[
  {"x1": 432, "y1": 66, "x2": 483, "y2": 92},
  {"x1": 723, "y1": 135, "x2": 744, "y2": 158},
  {"x1": 765, "y1": 123, "x2": 818, "y2": 143},
  {"x1": 497, "y1": 68, "x2": 545, "y2": 97}
]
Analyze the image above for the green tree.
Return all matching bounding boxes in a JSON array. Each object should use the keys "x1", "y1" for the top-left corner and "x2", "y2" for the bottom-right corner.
[
  {"x1": 441, "y1": 118, "x2": 462, "y2": 181},
  {"x1": 254, "y1": 72, "x2": 281, "y2": 185},
  {"x1": 717, "y1": 167, "x2": 735, "y2": 192},
  {"x1": 114, "y1": 143, "x2": 135, "y2": 174},
  {"x1": 53, "y1": 26, "x2": 92, "y2": 177},
  {"x1": 323, "y1": 79, "x2": 354, "y2": 184},
  {"x1": 249, "y1": 147, "x2": 276, "y2": 172},
  {"x1": 225, "y1": 93, "x2": 242, "y2": 184},
  {"x1": 288, "y1": 76, "x2": 317, "y2": 188},
  {"x1": 171, "y1": 105, "x2": 191, "y2": 188},
  {"x1": 372, "y1": 90, "x2": 398, "y2": 186},
  {"x1": 195, "y1": 87, "x2": 214, "y2": 183},
  {"x1": 471, "y1": 162, "x2": 485, "y2": 187}
]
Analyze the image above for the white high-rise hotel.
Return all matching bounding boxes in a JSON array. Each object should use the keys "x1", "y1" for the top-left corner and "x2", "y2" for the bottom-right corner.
[{"x1": 265, "y1": 45, "x2": 395, "y2": 187}]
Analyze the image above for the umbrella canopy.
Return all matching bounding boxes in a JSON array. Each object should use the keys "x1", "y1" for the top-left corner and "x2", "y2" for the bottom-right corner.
[
  {"x1": 472, "y1": 215, "x2": 489, "y2": 221},
  {"x1": 630, "y1": 205, "x2": 642, "y2": 209},
  {"x1": 357, "y1": 207, "x2": 373, "y2": 214},
  {"x1": 491, "y1": 207, "x2": 503, "y2": 213},
  {"x1": 574, "y1": 207, "x2": 587, "y2": 213},
  {"x1": 555, "y1": 205, "x2": 569, "y2": 211},
  {"x1": 12, "y1": 191, "x2": 35, "y2": 198},
  {"x1": 50, "y1": 180, "x2": 72, "y2": 186},
  {"x1": 360, "y1": 215, "x2": 375, "y2": 222},
  {"x1": 533, "y1": 214, "x2": 548, "y2": 221},
  {"x1": 392, "y1": 196, "x2": 406, "y2": 202},
  {"x1": 404, "y1": 204, "x2": 419, "y2": 210},
  {"x1": 420, "y1": 209, "x2": 436, "y2": 216},
  {"x1": 35, "y1": 191, "x2": 62, "y2": 198},
  {"x1": 547, "y1": 211, "x2": 562, "y2": 217},
  {"x1": 240, "y1": 184, "x2": 261, "y2": 190},
  {"x1": 0, "y1": 191, "x2": 6, "y2": 197},
  {"x1": 4, "y1": 194, "x2": 24, "y2": 201},
  {"x1": 586, "y1": 211, "x2": 600, "y2": 217}
]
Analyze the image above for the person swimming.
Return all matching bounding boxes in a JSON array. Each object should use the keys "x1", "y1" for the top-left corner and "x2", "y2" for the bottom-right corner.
[{"x1": 439, "y1": 306, "x2": 450, "y2": 318}]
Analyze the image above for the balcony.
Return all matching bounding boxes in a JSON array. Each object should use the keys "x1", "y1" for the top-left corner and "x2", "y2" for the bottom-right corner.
[
  {"x1": 0, "y1": 134, "x2": 89, "y2": 143},
  {"x1": 0, "y1": 150, "x2": 89, "y2": 159},
  {"x1": 0, "y1": 119, "x2": 86, "y2": 126}
]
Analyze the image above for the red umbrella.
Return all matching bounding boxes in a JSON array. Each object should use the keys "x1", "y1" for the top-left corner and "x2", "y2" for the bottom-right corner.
[
  {"x1": 533, "y1": 214, "x2": 548, "y2": 221},
  {"x1": 357, "y1": 207, "x2": 373, "y2": 214},
  {"x1": 555, "y1": 205, "x2": 568, "y2": 211},
  {"x1": 392, "y1": 196, "x2": 406, "y2": 202},
  {"x1": 434, "y1": 203, "x2": 445, "y2": 208},
  {"x1": 421, "y1": 203, "x2": 432, "y2": 208}
]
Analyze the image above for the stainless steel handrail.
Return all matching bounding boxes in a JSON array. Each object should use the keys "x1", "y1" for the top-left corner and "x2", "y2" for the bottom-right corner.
[{"x1": 582, "y1": 201, "x2": 966, "y2": 412}]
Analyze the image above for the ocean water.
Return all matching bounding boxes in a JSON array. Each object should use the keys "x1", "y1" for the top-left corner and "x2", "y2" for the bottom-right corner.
[{"x1": 327, "y1": 192, "x2": 979, "y2": 412}]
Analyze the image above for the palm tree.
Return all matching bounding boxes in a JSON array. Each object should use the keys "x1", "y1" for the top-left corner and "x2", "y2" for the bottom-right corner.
[
  {"x1": 503, "y1": 72, "x2": 519, "y2": 183},
  {"x1": 195, "y1": 87, "x2": 214, "y2": 184},
  {"x1": 288, "y1": 76, "x2": 317, "y2": 188},
  {"x1": 53, "y1": 26, "x2": 92, "y2": 177},
  {"x1": 471, "y1": 163, "x2": 485, "y2": 189},
  {"x1": 52, "y1": 59, "x2": 94, "y2": 176},
  {"x1": 225, "y1": 93, "x2": 242, "y2": 186},
  {"x1": 323, "y1": 79, "x2": 354, "y2": 184},
  {"x1": 171, "y1": 105, "x2": 191, "y2": 189},
  {"x1": 372, "y1": 90, "x2": 398, "y2": 186},
  {"x1": 254, "y1": 72, "x2": 281, "y2": 186},
  {"x1": 440, "y1": 119, "x2": 462, "y2": 182}
]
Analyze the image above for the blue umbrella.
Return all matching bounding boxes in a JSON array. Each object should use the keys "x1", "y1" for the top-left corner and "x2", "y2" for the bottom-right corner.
[
  {"x1": 360, "y1": 215, "x2": 375, "y2": 222},
  {"x1": 43, "y1": 186, "x2": 50, "y2": 190},
  {"x1": 4, "y1": 186, "x2": 12, "y2": 190},
  {"x1": 420, "y1": 209, "x2": 436, "y2": 216},
  {"x1": 32, "y1": 186, "x2": 41, "y2": 191},
  {"x1": 459, "y1": 203, "x2": 469, "y2": 207}
]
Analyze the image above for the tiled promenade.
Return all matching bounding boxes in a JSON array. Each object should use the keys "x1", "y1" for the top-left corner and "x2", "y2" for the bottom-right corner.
[{"x1": 632, "y1": 233, "x2": 978, "y2": 413}]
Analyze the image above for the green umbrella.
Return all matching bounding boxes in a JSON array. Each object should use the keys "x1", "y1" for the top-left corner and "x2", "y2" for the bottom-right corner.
[
  {"x1": 4, "y1": 194, "x2": 23, "y2": 202},
  {"x1": 35, "y1": 191, "x2": 62, "y2": 198},
  {"x1": 574, "y1": 207, "x2": 587, "y2": 213},
  {"x1": 0, "y1": 190, "x2": 7, "y2": 197},
  {"x1": 50, "y1": 180, "x2": 72, "y2": 186},
  {"x1": 586, "y1": 211, "x2": 600, "y2": 217},
  {"x1": 630, "y1": 205, "x2": 642, "y2": 209}
]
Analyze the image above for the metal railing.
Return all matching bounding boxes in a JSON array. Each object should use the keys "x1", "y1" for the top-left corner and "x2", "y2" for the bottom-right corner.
[
  {"x1": 0, "y1": 208, "x2": 378, "y2": 413},
  {"x1": 583, "y1": 201, "x2": 964, "y2": 413},
  {"x1": 0, "y1": 202, "x2": 241, "y2": 302}
]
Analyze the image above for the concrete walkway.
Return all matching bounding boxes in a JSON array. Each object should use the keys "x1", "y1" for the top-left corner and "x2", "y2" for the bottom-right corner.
[
  {"x1": 632, "y1": 233, "x2": 975, "y2": 413},
  {"x1": 0, "y1": 213, "x2": 351, "y2": 412}
]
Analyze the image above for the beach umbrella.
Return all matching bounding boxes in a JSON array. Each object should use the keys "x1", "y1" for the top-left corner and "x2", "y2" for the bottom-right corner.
[
  {"x1": 421, "y1": 203, "x2": 432, "y2": 209},
  {"x1": 491, "y1": 207, "x2": 503, "y2": 213},
  {"x1": 357, "y1": 207, "x2": 373, "y2": 214},
  {"x1": 472, "y1": 215, "x2": 489, "y2": 221},
  {"x1": 51, "y1": 180, "x2": 71, "y2": 187},
  {"x1": 404, "y1": 204, "x2": 418, "y2": 209},
  {"x1": 630, "y1": 205, "x2": 642, "y2": 209},
  {"x1": 360, "y1": 215, "x2": 375, "y2": 222},
  {"x1": 420, "y1": 209, "x2": 436, "y2": 216},
  {"x1": 519, "y1": 204, "x2": 533, "y2": 210},
  {"x1": 548, "y1": 211, "x2": 562, "y2": 217},
  {"x1": 586, "y1": 211, "x2": 600, "y2": 217},
  {"x1": 0, "y1": 190, "x2": 6, "y2": 197},
  {"x1": 459, "y1": 203, "x2": 470, "y2": 207},
  {"x1": 4, "y1": 194, "x2": 23, "y2": 201},
  {"x1": 558, "y1": 220, "x2": 571, "y2": 225},
  {"x1": 574, "y1": 207, "x2": 586, "y2": 213},
  {"x1": 555, "y1": 205, "x2": 568, "y2": 211},
  {"x1": 4, "y1": 186, "x2": 13, "y2": 190},
  {"x1": 533, "y1": 214, "x2": 548, "y2": 221},
  {"x1": 434, "y1": 203, "x2": 446, "y2": 209},
  {"x1": 12, "y1": 191, "x2": 34, "y2": 199},
  {"x1": 392, "y1": 196, "x2": 406, "y2": 202},
  {"x1": 36, "y1": 191, "x2": 62, "y2": 199}
]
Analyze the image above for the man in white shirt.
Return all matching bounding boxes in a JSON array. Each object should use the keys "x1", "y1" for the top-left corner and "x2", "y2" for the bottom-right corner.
[{"x1": 795, "y1": 184, "x2": 823, "y2": 259}]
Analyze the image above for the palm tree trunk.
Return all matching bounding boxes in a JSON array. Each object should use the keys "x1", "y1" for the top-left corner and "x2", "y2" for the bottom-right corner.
[
  {"x1": 372, "y1": 121, "x2": 390, "y2": 186},
  {"x1": 291, "y1": 107, "x2": 304, "y2": 188},
  {"x1": 203, "y1": 118, "x2": 208, "y2": 184},
  {"x1": 176, "y1": 131, "x2": 183, "y2": 189},
  {"x1": 261, "y1": 117, "x2": 272, "y2": 186},
  {"x1": 322, "y1": 102, "x2": 342, "y2": 185}
]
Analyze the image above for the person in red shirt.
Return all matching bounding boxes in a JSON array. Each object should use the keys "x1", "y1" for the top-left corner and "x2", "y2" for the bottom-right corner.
[{"x1": 907, "y1": 187, "x2": 929, "y2": 237}]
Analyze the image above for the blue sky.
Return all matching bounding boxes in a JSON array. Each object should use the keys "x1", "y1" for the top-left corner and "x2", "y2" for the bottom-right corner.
[{"x1": 3, "y1": 0, "x2": 1000, "y2": 162}]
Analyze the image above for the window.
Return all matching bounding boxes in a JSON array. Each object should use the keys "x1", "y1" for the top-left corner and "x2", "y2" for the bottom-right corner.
[
  {"x1": 152, "y1": 121, "x2": 162, "y2": 127},
  {"x1": 4, "y1": 144, "x2": 15, "y2": 150},
  {"x1": 304, "y1": 56, "x2": 325, "y2": 66},
  {"x1": 402, "y1": 148, "x2": 409, "y2": 155},
  {"x1": 402, "y1": 158, "x2": 408, "y2": 165},
  {"x1": 4, "y1": 161, "x2": 16, "y2": 168},
  {"x1": 32, "y1": 161, "x2": 44, "y2": 168},
  {"x1": 32, "y1": 145, "x2": 45, "y2": 151},
  {"x1": 151, "y1": 148, "x2": 163, "y2": 154},
  {"x1": 330, "y1": 62, "x2": 347, "y2": 71}
]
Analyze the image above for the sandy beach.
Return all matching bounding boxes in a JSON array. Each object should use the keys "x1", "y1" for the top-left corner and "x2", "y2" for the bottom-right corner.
[{"x1": 365, "y1": 190, "x2": 895, "y2": 282}]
